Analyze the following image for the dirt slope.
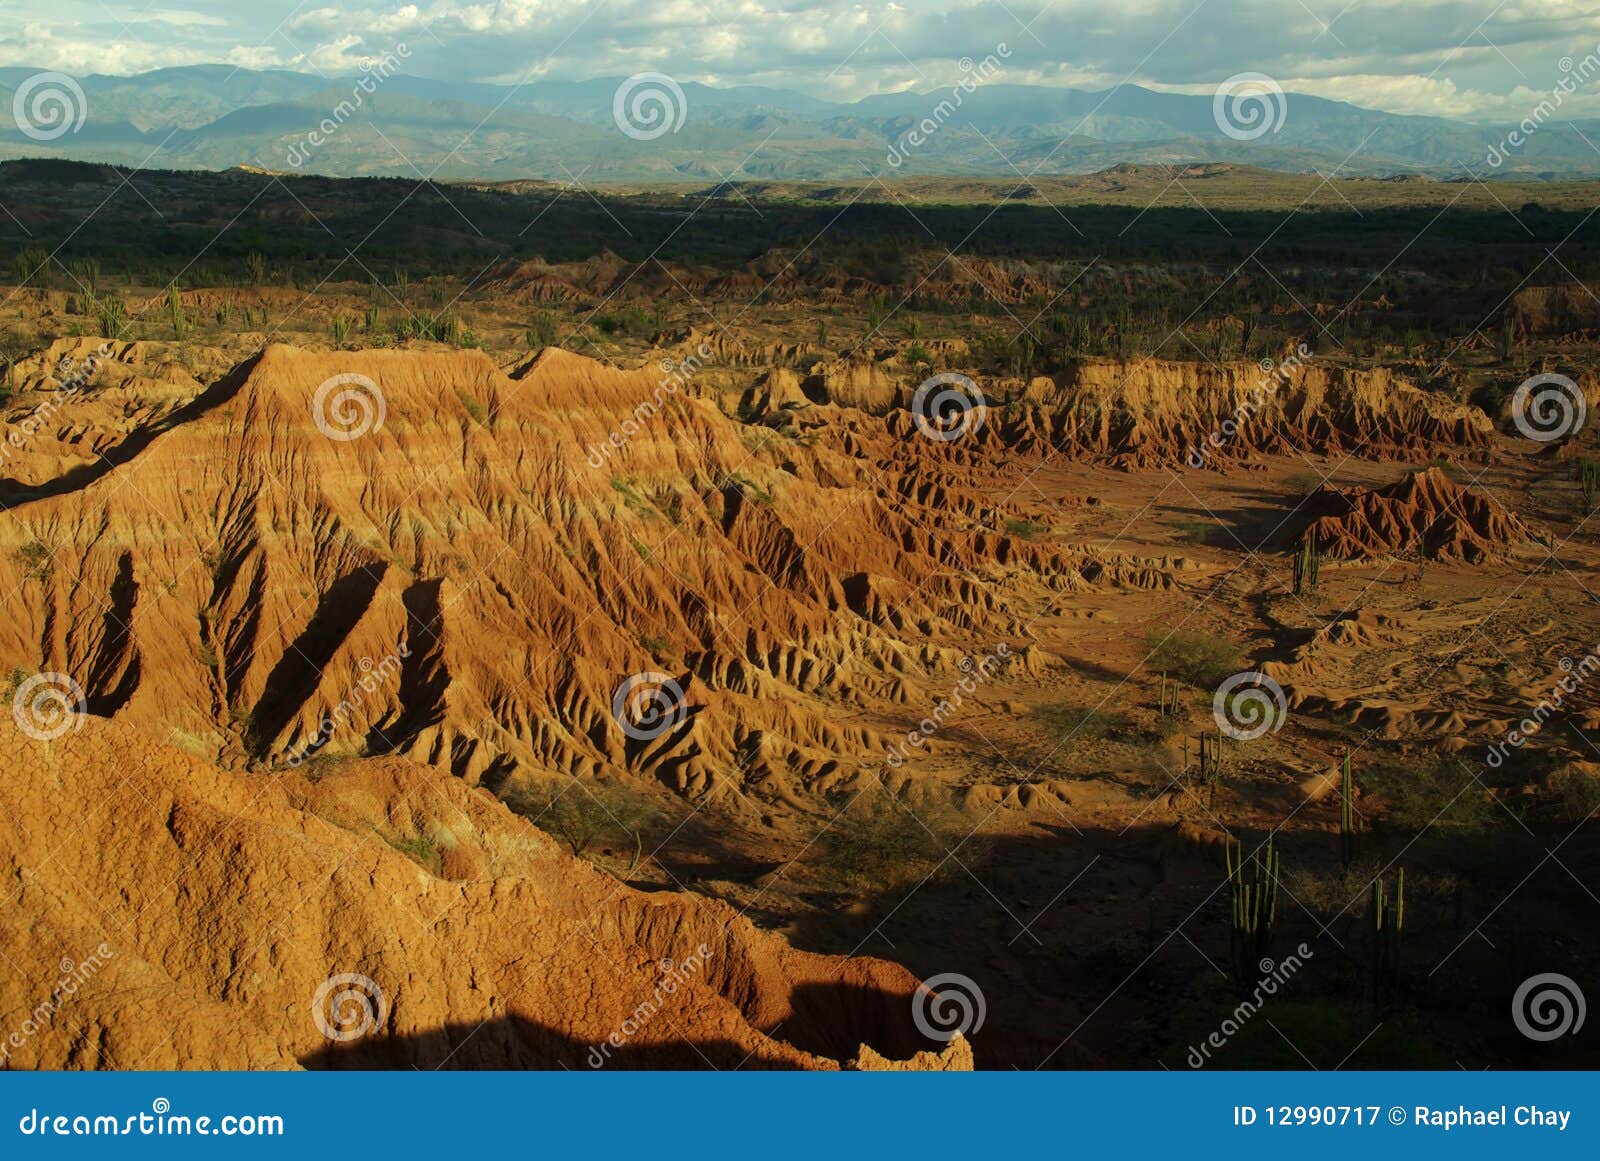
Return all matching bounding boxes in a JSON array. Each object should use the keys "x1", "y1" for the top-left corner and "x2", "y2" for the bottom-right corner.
[
  {"x1": 0, "y1": 342, "x2": 1183, "y2": 810},
  {"x1": 0, "y1": 715, "x2": 967, "y2": 1070}
]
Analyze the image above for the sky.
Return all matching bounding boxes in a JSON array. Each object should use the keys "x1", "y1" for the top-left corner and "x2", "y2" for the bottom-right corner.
[{"x1": 4, "y1": 0, "x2": 1600, "y2": 122}]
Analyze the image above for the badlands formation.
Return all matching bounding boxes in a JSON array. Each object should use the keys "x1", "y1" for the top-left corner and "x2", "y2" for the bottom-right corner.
[{"x1": 0, "y1": 316, "x2": 1595, "y2": 1069}]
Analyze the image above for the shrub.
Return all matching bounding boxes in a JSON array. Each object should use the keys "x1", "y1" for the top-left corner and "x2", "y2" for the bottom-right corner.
[
  {"x1": 1364, "y1": 760, "x2": 1495, "y2": 831},
  {"x1": 817, "y1": 788, "x2": 970, "y2": 892},
  {"x1": 1469, "y1": 382, "x2": 1505, "y2": 418},
  {"x1": 1005, "y1": 517, "x2": 1048, "y2": 541},
  {"x1": 14, "y1": 540, "x2": 53, "y2": 582},
  {"x1": 1547, "y1": 765, "x2": 1600, "y2": 825},
  {"x1": 508, "y1": 779, "x2": 662, "y2": 874},
  {"x1": 97, "y1": 294, "x2": 125, "y2": 340},
  {"x1": 1145, "y1": 629, "x2": 1241, "y2": 688},
  {"x1": 526, "y1": 311, "x2": 559, "y2": 348},
  {"x1": 13, "y1": 247, "x2": 49, "y2": 289},
  {"x1": 454, "y1": 389, "x2": 486, "y2": 425}
]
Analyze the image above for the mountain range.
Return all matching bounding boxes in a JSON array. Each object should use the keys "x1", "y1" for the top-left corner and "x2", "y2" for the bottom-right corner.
[{"x1": 2, "y1": 64, "x2": 1597, "y2": 182}]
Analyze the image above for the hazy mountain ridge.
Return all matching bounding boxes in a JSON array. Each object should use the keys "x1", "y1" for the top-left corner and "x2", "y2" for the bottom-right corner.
[{"x1": 0, "y1": 65, "x2": 1594, "y2": 180}]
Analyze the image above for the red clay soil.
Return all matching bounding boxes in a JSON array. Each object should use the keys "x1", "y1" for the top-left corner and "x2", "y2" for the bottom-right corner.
[
  {"x1": 0, "y1": 715, "x2": 969, "y2": 1070},
  {"x1": 1301, "y1": 466, "x2": 1529, "y2": 562}
]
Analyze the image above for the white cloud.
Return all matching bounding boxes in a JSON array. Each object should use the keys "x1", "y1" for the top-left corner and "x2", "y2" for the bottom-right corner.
[{"x1": 4, "y1": 0, "x2": 1600, "y2": 122}]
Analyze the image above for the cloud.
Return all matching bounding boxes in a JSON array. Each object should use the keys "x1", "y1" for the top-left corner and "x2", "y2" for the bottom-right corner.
[{"x1": 3, "y1": 0, "x2": 1600, "y2": 121}]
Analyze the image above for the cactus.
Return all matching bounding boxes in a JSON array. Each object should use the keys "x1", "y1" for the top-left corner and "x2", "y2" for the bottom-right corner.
[
  {"x1": 97, "y1": 294, "x2": 125, "y2": 341},
  {"x1": 1158, "y1": 671, "x2": 1182, "y2": 717},
  {"x1": 1293, "y1": 534, "x2": 1321, "y2": 595},
  {"x1": 1578, "y1": 457, "x2": 1600, "y2": 514},
  {"x1": 1339, "y1": 752, "x2": 1360, "y2": 868},
  {"x1": 1371, "y1": 868, "x2": 1405, "y2": 1006},
  {"x1": 1227, "y1": 837, "x2": 1279, "y2": 986},
  {"x1": 167, "y1": 283, "x2": 186, "y2": 340},
  {"x1": 1200, "y1": 731, "x2": 1223, "y2": 783}
]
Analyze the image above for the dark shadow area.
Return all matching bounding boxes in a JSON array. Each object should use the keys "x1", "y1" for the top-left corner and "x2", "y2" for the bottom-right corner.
[
  {"x1": 298, "y1": 1016, "x2": 772, "y2": 1070},
  {"x1": 248, "y1": 563, "x2": 389, "y2": 754},
  {"x1": 764, "y1": 814, "x2": 1600, "y2": 1070},
  {"x1": 0, "y1": 350, "x2": 263, "y2": 508},
  {"x1": 83, "y1": 550, "x2": 141, "y2": 716},
  {"x1": 297, "y1": 976, "x2": 935, "y2": 1070}
]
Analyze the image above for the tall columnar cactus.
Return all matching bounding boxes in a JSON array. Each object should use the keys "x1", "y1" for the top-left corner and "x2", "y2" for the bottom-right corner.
[
  {"x1": 1293, "y1": 534, "x2": 1321, "y2": 595},
  {"x1": 1578, "y1": 457, "x2": 1600, "y2": 514},
  {"x1": 168, "y1": 283, "x2": 186, "y2": 340},
  {"x1": 1200, "y1": 732, "x2": 1223, "y2": 788},
  {"x1": 1159, "y1": 671, "x2": 1182, "y2": 717},
  {"x1": 1340, "y1": 752, "x2": 1359, "y2": 868},
  {"x1": 1371, "y1": 868, "x2": 1405, "y2": 1006},
  {"x1": 1227, "y1": 837, "x2": 1280, "y2": 986}
]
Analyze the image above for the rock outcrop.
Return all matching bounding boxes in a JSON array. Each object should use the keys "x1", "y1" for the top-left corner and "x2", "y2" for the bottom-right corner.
[{"x1": 1301, "y1": 467, "x2": 1528, "y2": 562}]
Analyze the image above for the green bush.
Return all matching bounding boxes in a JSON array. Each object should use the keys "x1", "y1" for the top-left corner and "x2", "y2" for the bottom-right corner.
[
  {"x1": 1145, "y1": 630, "x2": 1241, "y2": 688},
  {"x1": 1365, "y1": 760, "x2": 1495, "y2": 831},
  {"x1": 1469, "y1": 382, "x2": 1505, "y2": 418},
  {"x1": 508, "y1": 779, "x2": 662, "y2": 874},
  {"x1": 817, "y1": 788, "x2": 970, "y2": 892}
]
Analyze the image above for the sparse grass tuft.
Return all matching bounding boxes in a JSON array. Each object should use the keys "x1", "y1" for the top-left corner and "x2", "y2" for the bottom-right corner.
[
  {"x1": 1033, "y1": 700, "x2": 1132, "y2": 743},
  {"x1": 384, "y1": 832, "x2": 442, "y2": 875},
  {"x1": 455, "y1": 388, "x2": 487, "y2": 425}
]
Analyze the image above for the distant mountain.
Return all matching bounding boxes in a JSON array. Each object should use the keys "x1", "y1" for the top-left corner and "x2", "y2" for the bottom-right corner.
[{"x1": 1, "y1": 65, "x2": 1595, "y2": 181}]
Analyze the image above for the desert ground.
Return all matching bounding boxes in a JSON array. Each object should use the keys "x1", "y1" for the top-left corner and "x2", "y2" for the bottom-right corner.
[{"x1": 0, "y1": 159, "x2": 1597, "y2": 1069}]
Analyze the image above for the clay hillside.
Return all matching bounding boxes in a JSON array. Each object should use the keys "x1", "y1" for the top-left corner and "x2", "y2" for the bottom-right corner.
[{"x1": 2, "y1": 165, "x2": 1599, "y2": 1070}]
